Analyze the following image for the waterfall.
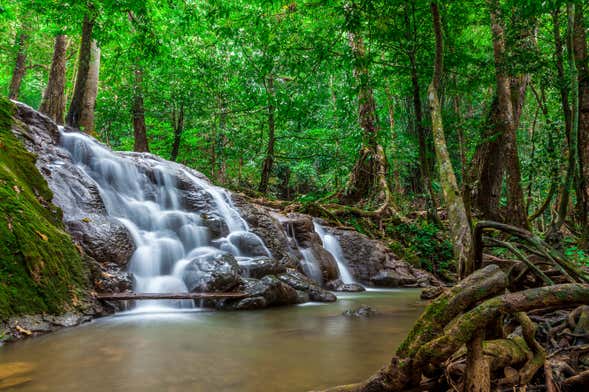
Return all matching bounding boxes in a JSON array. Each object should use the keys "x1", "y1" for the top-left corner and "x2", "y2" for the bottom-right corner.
[
  {"x1": 59, "y1": 130, "x2": 270, "y2": 310},
  {"x1": 313, "y1": 222, "x2": 357, "y2": 285}
]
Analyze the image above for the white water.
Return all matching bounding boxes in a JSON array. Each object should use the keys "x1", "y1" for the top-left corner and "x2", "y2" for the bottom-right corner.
[
  {"x1": 59, "y1": 130, "x2": 270, "y2": 310},
  {"x1": 313, "y1": 222, "x2": 357, "y2": 285}
]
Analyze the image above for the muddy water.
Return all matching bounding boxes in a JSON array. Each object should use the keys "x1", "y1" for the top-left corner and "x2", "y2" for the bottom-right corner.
[{"x1": 0, "y1": 290, "x2": 424, "y2": 392}]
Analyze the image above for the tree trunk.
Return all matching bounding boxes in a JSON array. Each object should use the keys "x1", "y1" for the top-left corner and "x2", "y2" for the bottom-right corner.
[
  {"x1": 489, "y1": 0, "x2": 529, "y2": 229},
  {"x1": 66, "y1": 14, "x2": 94, "y2": 129},
  {"x1": 428, "y1": 1, "x2": 473, "y2": 277},
  {"x1": 170, "y1": 103, "x2": 184, "y2": 162},
  {"x1": 39, "y1": 35, "x2": 68, "y2": 124},
  {"x1": 574, "y1": 5, "x2": 589, "y2": 244},
  {"x1": 78, "y1": 40, "x2": 100, "y2": 133},
  {"x1": 339, "y1": 25, "x2": 393, "y2": 210},
  {"x1": 132, "y1": 68, "x2": 149, "y2": 153},
  {"x1": 258, "y1": 75, "x2": 276, "y2": 194},
  {"x1": 547, "y1": 8, "x2": 576, "y2": 236},
  {"x1": 8, "y1": 30, "x2": 28, "y2": 100}
]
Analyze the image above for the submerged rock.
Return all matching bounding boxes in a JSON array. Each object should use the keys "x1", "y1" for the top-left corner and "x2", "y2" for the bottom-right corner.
[{"x1": 342, "y1": 305, "x2": 377, "y2": 318}]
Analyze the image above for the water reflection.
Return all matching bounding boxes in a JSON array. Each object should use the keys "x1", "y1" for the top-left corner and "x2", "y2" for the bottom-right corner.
[{"x1": 0, "y1": 290, "x2": 424, "y2": 392}]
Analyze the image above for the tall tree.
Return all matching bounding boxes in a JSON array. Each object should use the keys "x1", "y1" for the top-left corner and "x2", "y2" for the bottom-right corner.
[
  {"x1": 573, "y1": 4, "x2": 588, "y2": 242},
  {"x1": 132, "y1": 67, "x2": 149, "y2": 152},
  {"x1": 66, "y1": 13, "x2": 95, "y2": 129},
  {"x1": 39, "y1": 35, "x2": 68, "y2": 123},
  {"x1": 428, "y1": 1, "x2": 473, "y2": 277},
  {"x1": 339, "y1": 1, "x2": 393, "y2": 212},
  {"x1": 78, "y1": 40, "x2": 100, "y2": 133},
  {"x1": 8, "y1": 29, "x2": 28, "y2": 100},
  {"x1": 258, "y1": 75, "x2": 276, "y2": 193}
]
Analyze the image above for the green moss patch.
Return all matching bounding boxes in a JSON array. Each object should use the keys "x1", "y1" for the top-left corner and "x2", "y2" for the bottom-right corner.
[{"x1": 0, "y1": 97, "x2": 88, "y2": 321}]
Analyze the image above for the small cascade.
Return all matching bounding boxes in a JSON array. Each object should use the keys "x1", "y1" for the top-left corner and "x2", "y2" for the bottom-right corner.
[
  {"x1": 313, "y1": 221, "x2": 358, "y2": 285},
  {"x1": 59, "y1": 130, "x2": 270, "y2": 311},
  {"x1": 283, "y1": 220, "x2": 323, "y2": 285}
]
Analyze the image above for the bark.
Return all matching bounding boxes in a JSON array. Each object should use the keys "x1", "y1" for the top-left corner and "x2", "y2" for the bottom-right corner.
[
  {"x1": 39, "y1": 35, "x2": 68, "y2": 124},
  {"x1": 464, "y1": 330, "x2": 491, "y2": 392},
  {"x1": 489, "y1": 0, "x2": 528, "y2": 229},
  {"x1": 66, "y1": 14, "x2": 95, "y2": 129},
  {"x1": 170, "y1": 103, "x2": 184, "y2": 162},
  {"x1": 338, "y1": 26, "x2": 394, "y2": 210},
  {"x1": 8, "y1": 30, "x2": 28, "y2": 100},
  {"x1": 428, "y1": 1, "x2": 473, "y2": 277},
  {"x1": 574, "y1": 5, "x2": 589, "y2": 243},
  {"x1": 132, "y1": 68, "x2": 149, "y2": 152},
  {"x1": 78, "y1": 40, "x2": 100, "y2": 133},
  {"x1": 258, "y1": 75, "x2": 276, "y2": 194}
]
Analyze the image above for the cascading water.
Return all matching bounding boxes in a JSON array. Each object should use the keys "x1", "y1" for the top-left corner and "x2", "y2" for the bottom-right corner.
[
  {"x1": 59, "y1": 130, "x2": 270, "y2": 310},
  {"x1": 313, "y1": 221, "x2": 358, "y2": 285}
]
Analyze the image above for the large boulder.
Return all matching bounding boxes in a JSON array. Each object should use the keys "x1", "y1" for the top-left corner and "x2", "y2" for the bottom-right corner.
[
  {"x1": 182, "y1": 252, "x2": 241, "y2": 292},
  {"x1": 228, "y1": 231, "x2": 270, "y2": 257},
  {"x1": 66, "y1": 215, "x2": 135, "y2": 266}
]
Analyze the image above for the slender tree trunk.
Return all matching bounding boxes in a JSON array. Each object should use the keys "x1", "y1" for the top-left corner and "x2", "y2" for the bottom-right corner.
[
  {"x1": 66, "y1": 14, "x2": 94, "y2": 129},
  {"x1": 8, "y1": 30, "x2": 28, "y2": 100},
  {"x1": 489, "y1": 0, "x2": 529, "y2": 229},
  {"x1": 132, "y1": 68, "x2": 149, "y2": 152},
  {"x1": 548, "y1": 8, "x2": 576, "y2": 236},
  {"x1": 573, "y1": 5, "x2": 589, "y2": 244},
  {"x1": 258, "y1": 75, "x2": 276, "y2": 194},
  {"x1": 39, "y1": 35, "x2": 68, "y2": 123},
  {"x1": 428, "y1": 1, "x2": 473, "y2": 278},
  {"x1": 170, "y1": 103, "x2": 184, "y2": 161},
  {"x1": 78, "y1": 40, "x2": 100, "y2": 133}
]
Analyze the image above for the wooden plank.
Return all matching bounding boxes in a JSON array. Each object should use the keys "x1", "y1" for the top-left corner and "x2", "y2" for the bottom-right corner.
[{"x1": 96, "y1": 292, "x2": 248, "y2": 301}]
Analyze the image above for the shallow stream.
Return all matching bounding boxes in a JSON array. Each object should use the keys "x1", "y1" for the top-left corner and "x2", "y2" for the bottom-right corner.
[{"x1": 0, "y1": 290, "x2": 423, "y2": 392}]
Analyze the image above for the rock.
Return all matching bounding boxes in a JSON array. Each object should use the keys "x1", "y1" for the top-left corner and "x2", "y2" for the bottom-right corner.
[
  {"x1": 276, "y1": 268, "x2": 337, "y2": 302},
  {"x1": 232, "y1": 195, "x2": 300, "y2": 267},
  {"x1": 325, "y1": 279, "x2": 365, "y2": 292},
  {"x1": 420, "y1": 286, "x2": 446, "y2": 300},
  {"x1": 343, "y1": 305, "x2": 377, "y2": 318},
  {"x1": 89, "y1": 260, "x2": 133, "y2": 293},
  {"x1": 67, "y1": 215, "x2": 136, "y2": 266},
  {"x1": 239, "y1": 257, "x2": 286, "y2": 279},
  {"x1": 228, "y1": 231, "x2": 270, "y2": 257},
  {"x1": 229, "y1": 275, "x2": 300, "y2": 310},
  {"x1": 309, "y1": 289, "x2": 337, "y2": 302},
  {"x1": 182, "y1": 253, "x2": 240, "y2": 292},
  {"x1": 327, "y1": 227, "x2": 442, "y2": 288}
]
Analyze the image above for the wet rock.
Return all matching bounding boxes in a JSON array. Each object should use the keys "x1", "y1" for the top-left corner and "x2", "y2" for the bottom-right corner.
[
  {"x1": 420, "y1": 286, "x2": 445, "y2": 300},
  {"x1": 343, "y1": 305, "x2": 377, "y2": 318},
  {"x1": 234, "y1": 296, "x2": 267, "y2": 310},
  {"x1": 89, "y1": 260, "x2": 133, "y2": 293},
  {"x1": 239, "y1": 257, "x2": 286, "y2": 279},
  {"x1": 327, "y1": 227, "x2": 442, "y2": 288},
  {"x1": 182, "y1": 253, "x2": 240, "y2": 292},
  {"x1": 278, "y1": 269, "x2": 337, "y2": 302},
  {"x1": 228, "y1": 231, "x2": 269, "y2": 257},
  {"x1": 67, "y1": 215, "x2": 136, "y2": 266},
  {"x1": 229, "y1": 275, "x2": 300, "y2": 310},
  {"x1": 232, "y1": 195, "x2": 300, "y2": 267},
  {"x1": 325, "y1": 279, "x2": 365, "y2": 292}
]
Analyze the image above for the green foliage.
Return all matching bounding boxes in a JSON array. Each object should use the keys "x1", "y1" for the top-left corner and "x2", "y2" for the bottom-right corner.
[
  {"x1": 386, "y1": 220, "x2": 454, "y2": 274},
  {"x1": 0, "y1": 97, "x2": 88, "y2": 321},
  {"x1": 563, "y1": 238, "x2": 589, "y2": 267}
]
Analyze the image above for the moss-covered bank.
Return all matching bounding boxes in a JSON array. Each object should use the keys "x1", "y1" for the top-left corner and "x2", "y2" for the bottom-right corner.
[{"x1": 0, "y1": 97, "x2": 88, "y2": 321}]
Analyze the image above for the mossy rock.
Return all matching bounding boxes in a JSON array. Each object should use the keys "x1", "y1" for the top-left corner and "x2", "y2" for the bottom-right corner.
[{"x1": 0, "y1": 96, "x2": 88, "y2": 321}]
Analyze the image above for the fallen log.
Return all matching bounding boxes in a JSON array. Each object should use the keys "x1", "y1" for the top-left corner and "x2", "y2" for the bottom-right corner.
[{"x1": 96, "y1": 292, "x2": 248, "y2": 301}]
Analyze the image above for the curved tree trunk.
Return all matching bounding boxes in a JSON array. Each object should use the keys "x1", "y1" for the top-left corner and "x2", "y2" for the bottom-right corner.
[
  {"x1": 8, "y1": 30, "x2": 28, "y2": 100},
  {"x1": 78, "y1": 40, "x2": 100, "y2": 133},
  {"x1": 39, "y1": 35, "x2": 68, "y2": 124},
  {"x1": 66, "y1": 14, "x2": 94, "y2": 129},
  {"x1": 428, "y1": 1, "x2": 473, "y2": 278},
  {"x1": 170, "y1": 103, "x2": 184, "y2": 162}
]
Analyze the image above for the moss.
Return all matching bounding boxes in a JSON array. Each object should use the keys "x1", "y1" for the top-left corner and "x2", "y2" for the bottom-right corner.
[{"x1": 0, "y1": 97, "x2": 88, "y2": 321}]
